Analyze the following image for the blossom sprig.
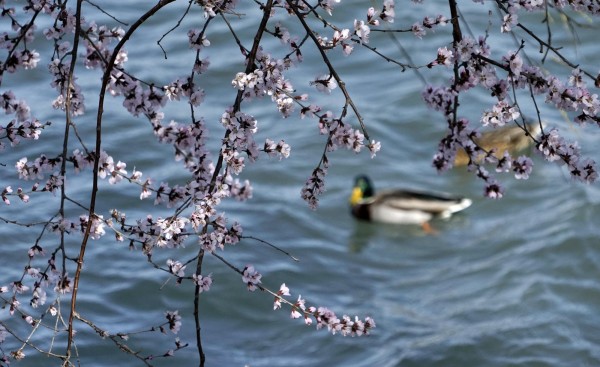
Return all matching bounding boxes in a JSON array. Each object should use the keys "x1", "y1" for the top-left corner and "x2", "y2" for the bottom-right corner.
[
  {"x1": 3, "y1": 246, "x2": 64, "y2": 312},
  {"x1": 304, "y1": 1, "x2": 395, "y2": 56},
  {"x1": 81, "y1": 25, "x2": 127, "y2": 70},
  {"x1": 0, "y1": 118, "x2": 48, "y2": 148},
  {"x1": 149, "y1": 114, "x2": 211, "y2": 180},
  {"x1": 71, "y1": 310, "x2": 190, "y2": 363},
  {"x1": 270, "y1": 22, "x2": 291, "y2": 45},
  {"x1": 352, "y1": 5, "x2": 392, "y2": 45},
  {"x1": 2, "y1": 48, "x2": 41, "y2": 74},
  {"x1": 412, "y1": 14, "x2": 448, "y2": 39},
  {"x1": 536, "y1": 128, "x2": 598, "y2": 183},
  {"x1": 41, "y1": 6, "x2": 77, "y2": 41},
  {"x1": 48, "y1": 58, "x2": 86, "y2": 116},
  {"x1": 0, "y1": 91, "x2": 49, "y2": 148},
  {"x1": 315, "y1": 28, "x2": 354, "y2": 56},
  {"x1": 78, "y1": 214, "x2": 107, "y2": 240},
  {"x1": 11, "y1": 150, "x2": 139, "y2": 204},
  {"x1": 15, "y1": 155, "x2": 62, "y2": 181},
  {"x1": 0, "y1": 183, "x2": 34, "y2": 205},
  {"x1": 220, "y1": 108, "x2": 259, "y2": 164},
  {"x1": 263, "y1": 139, "x2": 291, "y2": 160},
  {"x1": 166, "y1": 259, "x2": 186, "y2": 278},
  {"x1": 164, "y1": 310, "x2": 182, "y2": 334},
  {"x1": 105, "y1": 183, "x2": 246, "y2": 255},
  {"x1": 198, "y1": 0, "x2": 238, "y2": 19},
  {"x1": 198, "y1": 215, "x2": 243, "y2": 253},
  {"x1": 422, "y1": 85, "x2": 457, "y2": 115},
  {"x1": 379, "y1": 0, "x2": 396, "y2": 23},
  {"x1": 271, "y1": 283, "x2": 376, "y2": 337},
  {"x1": 225, "y1": 258, "x2": 376, "y2": 337},
  {"x1": 301, "y1": 165, "x2": 327, "y2": 210}
]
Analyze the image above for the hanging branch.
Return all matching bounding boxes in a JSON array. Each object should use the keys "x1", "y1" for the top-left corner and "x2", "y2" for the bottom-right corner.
[{"x1": 67, "y1": 0, "x2": 176, "y2": 360}]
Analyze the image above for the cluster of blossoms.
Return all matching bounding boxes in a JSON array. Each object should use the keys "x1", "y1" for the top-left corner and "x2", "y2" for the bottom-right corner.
[
  {"x1": 242, "y1": 265, "x2": 262, "y2": 292},
  {"x1": 220, "y1": 108, "x2": 260, "y2": 166},
  {"x1": 150, "y1": 114, "x2": 211, "y2": 181},
  {"x1": 164, "y1": 310, "x2": 182, "y2": 334},
  {"x1": 79, "y1": 214, "x2": 106, "y2": 240},
  {"x1": 536, "y1": 129, "x2": 597, "y2": 183},
  {"x1": 42, "y1": 10, "x2": 109, "y2": 117},
  {"x1": 192, "y1": 273, "x2": 213, "y2": 293},
  {"x1": 320, "y1": 28, "x2": 353, "y2": 56},
  {"x1": 0, "y1": 91, "x2": 48, "y2": 148},
  {"x1": 273, "y1": 283, "x2": 376, "y2": 337},
  {"x1": 197, "y1": 0, "x2": 239, "y2": 18},
  {"x1": 481, "y1": 100, "x2": 520, "y2": 127},
  {"x1": 2, "y1": 48, "x2": 40, "y2": 73},
  {"x1": 198, "y1": 213, "x2": 243, "y2": 253},
  {"x1": 314, "y1": 0, "x2": 395, "y2": 55},
  {"x1": 127, "y1": 214, "x2": 190, "y2": 252},
  {"x1": 0, "y1": 240, "x2": 68, "y2": 315},
  {"x1": 356, "y1": 1, "x2": 396, "y2": 43},
  {"x1": 231, "y1": 50, "x2": 296, "y2": 117}
]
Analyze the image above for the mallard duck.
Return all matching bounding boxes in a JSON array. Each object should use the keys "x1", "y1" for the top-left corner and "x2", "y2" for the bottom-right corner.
[
  {"x1": 349, "y1": 175, "x2": 472, "y2": 231},
  {"x1": 454, "y1": 122, "x2": 542, "y2": 166}
]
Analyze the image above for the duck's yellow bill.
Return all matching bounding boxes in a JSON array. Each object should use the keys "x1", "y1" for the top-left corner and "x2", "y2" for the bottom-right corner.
[{"x1": 349, "y1": 187, "x2": 363, "y2": 205}]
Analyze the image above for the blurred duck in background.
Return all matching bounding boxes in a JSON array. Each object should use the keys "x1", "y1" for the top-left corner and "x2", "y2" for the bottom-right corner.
[
  {"x1": 349, "y1": 175, "x2": 472, "y2": 233},
  {"x1": 454, "y1": 122, "x2": 543, "y2": 166}
]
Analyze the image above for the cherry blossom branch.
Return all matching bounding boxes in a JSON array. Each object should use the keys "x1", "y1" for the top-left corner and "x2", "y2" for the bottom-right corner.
[
  {"x1": 0, "y1": 8, "x2": 42, "y2": 80},
  {"x1": 61, "y1": 1, "x2": 84, "y2": 357},
  {"x1": 0, "y1": 320, "x2": 66, "y2": 361},
  {"x1": 288, "y1": 0, "x2": 370, "y2": 140},
  {"x1": 193, "y1": 246, "x2": 206, "y2": 367},
  {"x1": 75, "y1": 312, "x2": 187, "y2": 366},
  {"x1": 210, "y1": 252, "x2": 375, "y2": 336},
  {"x1": 67, "y1": 0, "x2": 176, "y2": 359}
]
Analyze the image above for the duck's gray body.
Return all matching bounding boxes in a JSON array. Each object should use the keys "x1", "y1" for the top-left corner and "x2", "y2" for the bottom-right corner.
[{"x1": 350, "y1": 175, "x2": 472, "y2": 225}]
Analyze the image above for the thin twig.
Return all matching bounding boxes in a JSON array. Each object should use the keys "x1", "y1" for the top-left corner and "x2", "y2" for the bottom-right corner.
[
  {"x1": 157, "y1": 0, "x2": 194, "y2": 59},
  {"x1": 83, "y1": 0, "x2": 129, "y2": 26},
  {"x1": 242, "y1": 235, "x2": 300, "y2": 262}
]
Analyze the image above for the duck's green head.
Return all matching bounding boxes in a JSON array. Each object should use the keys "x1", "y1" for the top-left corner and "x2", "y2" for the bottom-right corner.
[{"x1": 350, "y1": 175, "x2": 375, "y2": 205}]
